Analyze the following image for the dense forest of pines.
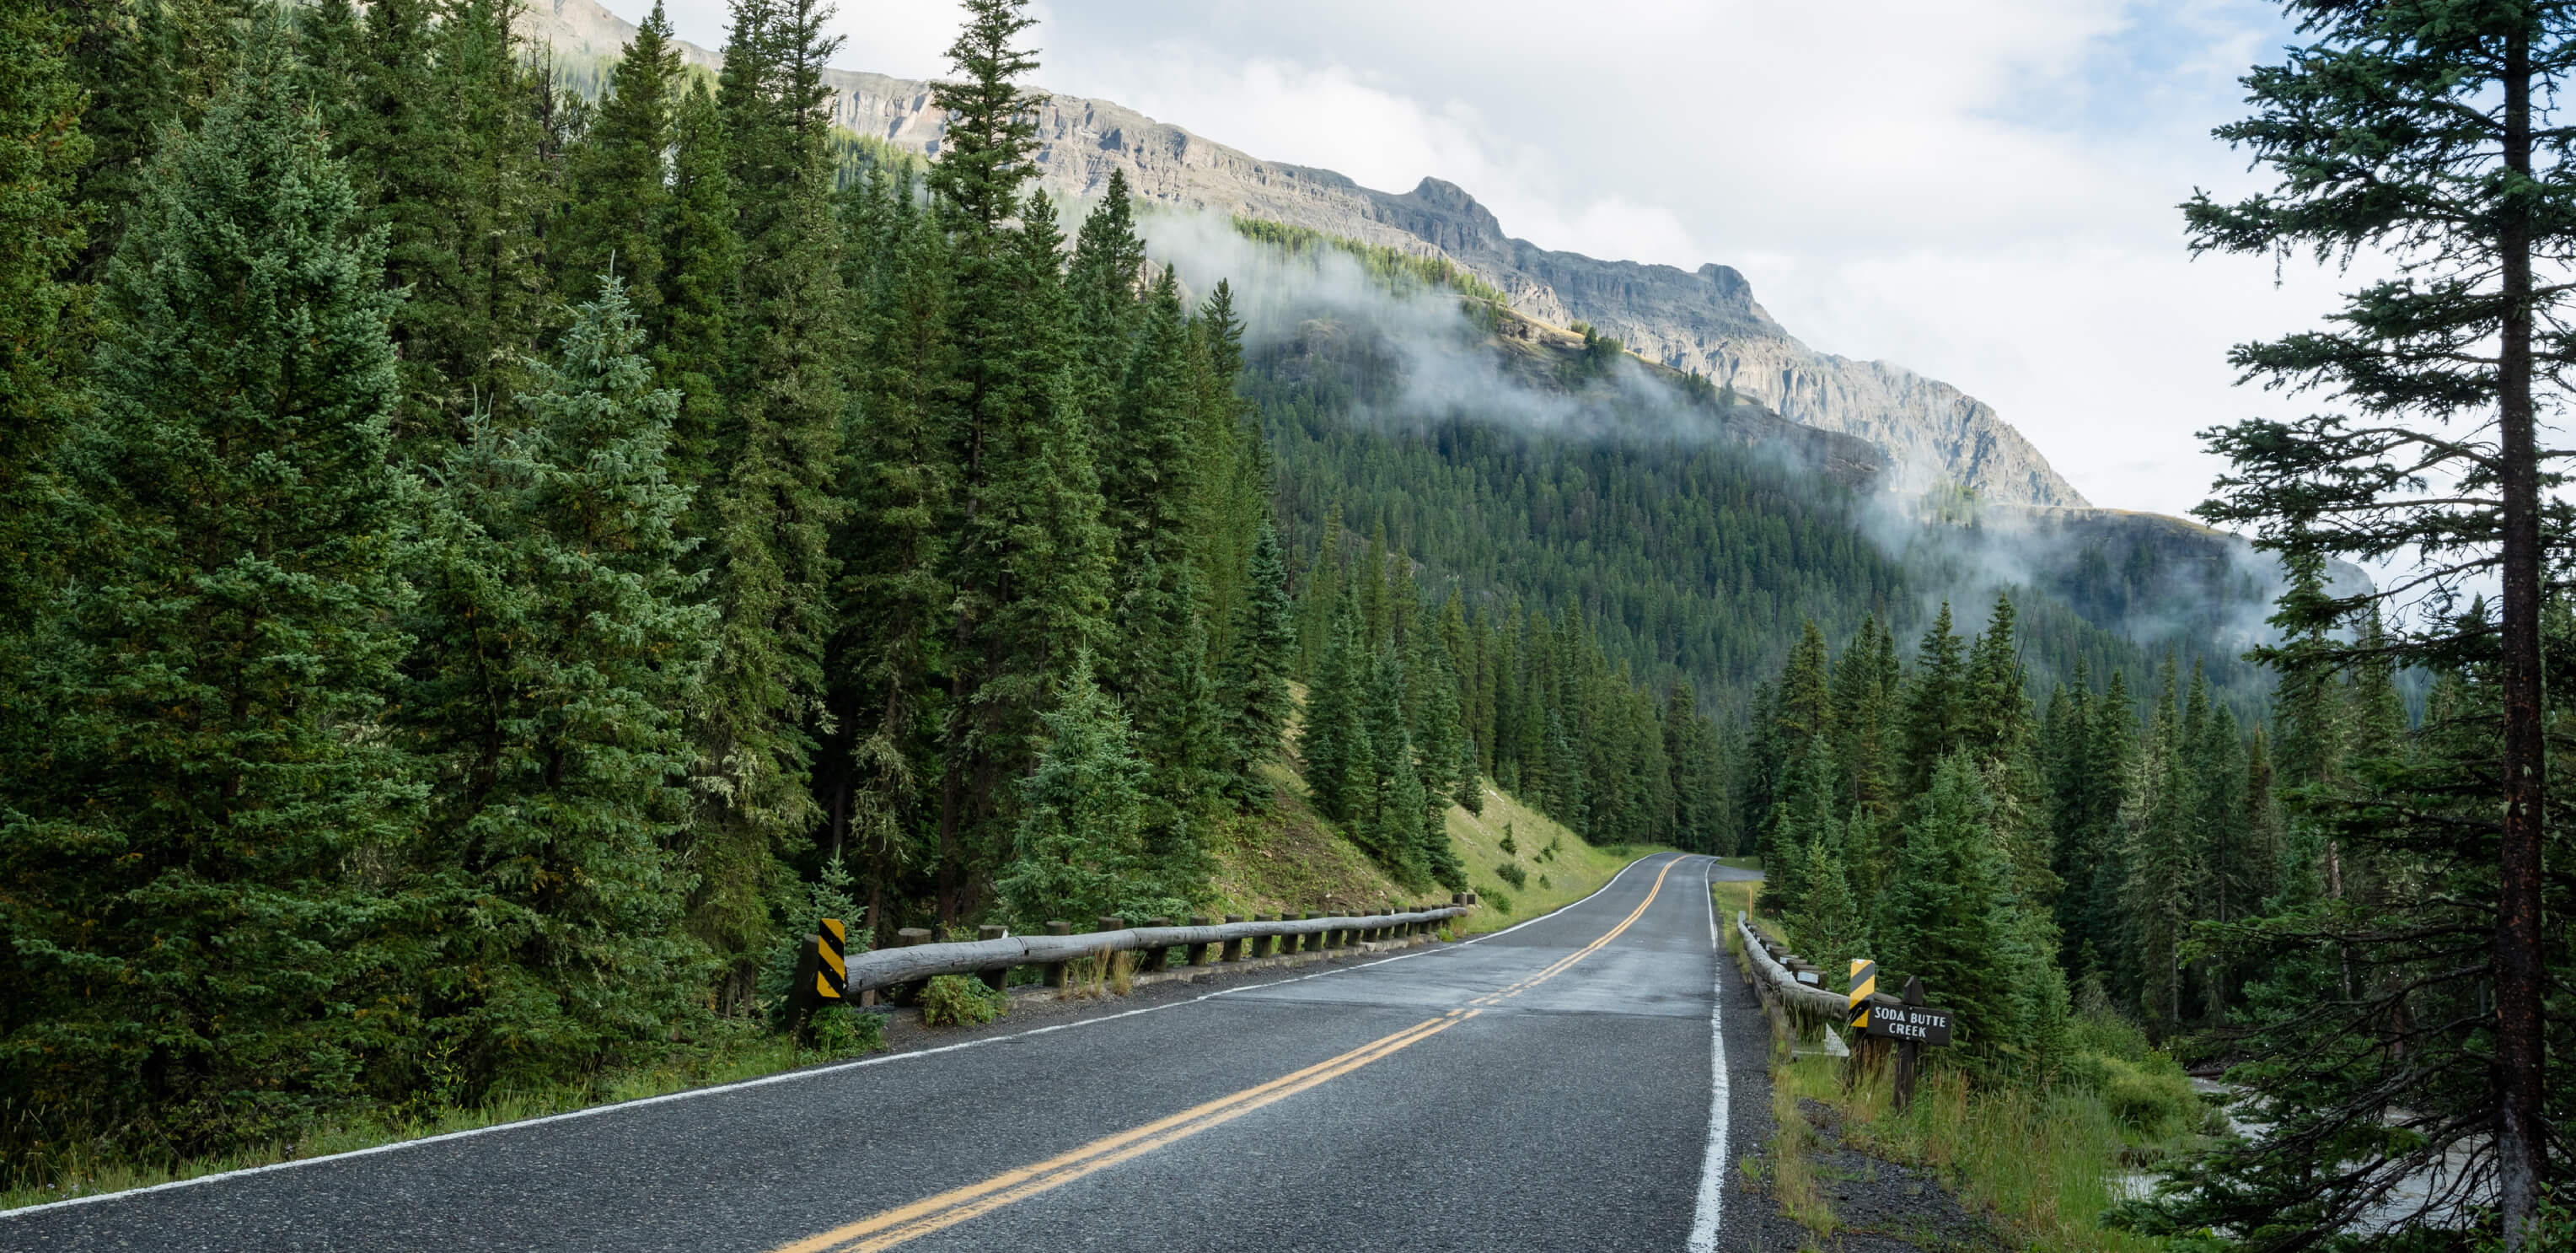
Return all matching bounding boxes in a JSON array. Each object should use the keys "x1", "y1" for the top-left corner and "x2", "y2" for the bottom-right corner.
[
  {"x1": 9, "y1": 0, "x2": 2570, "y2": 1240},
  {"x1": 0, "y1": 0, "x2": 1773, "y2": 1179}
]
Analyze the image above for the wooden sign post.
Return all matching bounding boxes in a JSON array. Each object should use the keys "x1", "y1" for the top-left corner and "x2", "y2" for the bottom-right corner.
[{"x1": 1859, "y1": 974, "x2": 1956, "y2": 1110}]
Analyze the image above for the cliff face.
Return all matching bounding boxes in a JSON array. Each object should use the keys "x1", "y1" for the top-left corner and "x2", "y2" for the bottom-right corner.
[{"x1": 533, "y1": 0, "x2": 2085, "y2": 507}]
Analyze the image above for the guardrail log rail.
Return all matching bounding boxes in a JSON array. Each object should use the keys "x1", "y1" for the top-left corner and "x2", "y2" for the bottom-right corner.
[{"x1": 837, "y1": 898, "x2": 1478, "y2": 1000}]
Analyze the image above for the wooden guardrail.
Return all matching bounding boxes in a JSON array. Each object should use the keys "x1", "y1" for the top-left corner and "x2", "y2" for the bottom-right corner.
[
  {"x1": 841, "y1": 899, "x2": 1477, "y2": 998},
  {"x1": 1736, "y1": 910, "x2": 1849, "y2": 1027},
  {"x1": 1734, "y1": 909, "x2": 1956, "y2": 1107}
]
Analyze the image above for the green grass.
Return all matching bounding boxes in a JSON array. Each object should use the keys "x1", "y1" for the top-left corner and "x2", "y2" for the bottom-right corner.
[
  {"x1": 1761, "y1": 1003, "x2": 2176, "y2": 1250},
  {"x1": 1709, "y1": 877, "x2": 1761, "y2": 923},
  {"x1": 1, "y1": 1018, "x2": 882, "y2": 1213},
  {"x1": 1767, "y1": 1054, "x2": 1839, "y2": 1240},
  {"x1": 1445, "y1": 783, "x2": 1671, "y2": 935},
  {"x1": 1753, "y1": 905, "x2": 2182, "y2": 1252}
]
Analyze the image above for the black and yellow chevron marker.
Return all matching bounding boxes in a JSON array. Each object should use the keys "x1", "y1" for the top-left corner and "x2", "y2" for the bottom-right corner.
[
  {"x1": 1849, "y1": 959, "x2": 1876, "y2": 1029},
  {"x1": 816, "y1": 918, "x2": 848, "y2": 1002}
]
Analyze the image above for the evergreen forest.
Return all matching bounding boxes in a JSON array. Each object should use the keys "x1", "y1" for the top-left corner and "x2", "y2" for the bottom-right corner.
[{"x1": 3, "y1": 0, "x2": 2568, "y2": 1245}]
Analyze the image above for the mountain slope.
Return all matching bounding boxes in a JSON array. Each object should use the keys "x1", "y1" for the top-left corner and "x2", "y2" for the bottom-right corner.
[{"x1": 529, "y1": 0, "x2": 2085, "y2": 508}]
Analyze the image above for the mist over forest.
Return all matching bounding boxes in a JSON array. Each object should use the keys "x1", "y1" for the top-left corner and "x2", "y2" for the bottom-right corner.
[{"x1": 0, "y1": 0, "x2": 2567, "y2": 1247}]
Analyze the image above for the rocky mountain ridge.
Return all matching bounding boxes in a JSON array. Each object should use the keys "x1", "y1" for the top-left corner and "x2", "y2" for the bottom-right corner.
[{"x1": 531, "y1": 0, "x2": 2089, "y2": 508}]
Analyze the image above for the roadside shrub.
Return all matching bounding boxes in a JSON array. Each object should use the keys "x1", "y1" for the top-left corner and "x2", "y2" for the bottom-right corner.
[
  {"x1": 2061, "y1": 1051, "x2": 2199, "y2": 1137},
  {"x1": 807, "y1": 1007, "x2": 885, "y2": 1058},
  {"x1": 1482, "y1": 887, "x2": 1515, "y2": 915},
  {"x1": 919, "y1": 975, "x2": 1009, "y2": 1028},
  {"x1": 1495, "y1": 862, "x2": 1527, "y2": 889}
]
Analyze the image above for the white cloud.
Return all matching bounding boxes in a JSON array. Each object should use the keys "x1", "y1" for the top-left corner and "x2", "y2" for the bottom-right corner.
[{"x1": 641, "y1": 0, "x2": 2331, "y2": 518}]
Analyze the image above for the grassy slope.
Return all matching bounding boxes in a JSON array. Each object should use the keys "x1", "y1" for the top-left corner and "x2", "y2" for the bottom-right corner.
[
  {"x1": 1443, "y1": 784, "x2": 1654, "y2": 935},
  {"x1": 1210, "y1": 724, "x2": 1659, "y2": 935},
  {"x1": 1209, "y1": 762, "x2": 1416, "y2": 916},
  {"x1": 1221, "y1": 686, "x2": 1661, "y2": 932}
]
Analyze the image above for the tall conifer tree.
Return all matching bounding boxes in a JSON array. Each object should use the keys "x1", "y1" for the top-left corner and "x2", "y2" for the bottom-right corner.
[
  {"x1": 2, "y1": 24, "x2": 416, "y2": 1154},
  {"x1": 407, "y1": 281, "x2": 717, "y2": 1089}
]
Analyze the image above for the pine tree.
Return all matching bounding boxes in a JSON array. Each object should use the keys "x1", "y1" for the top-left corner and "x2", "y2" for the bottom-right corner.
[
  {"x1": 1066, "y1": 166, "x2": 1144, "y2": 433},
  {"x1": 2177, "y1": 8, "x2": 2576, "y2": 1234},
  {"x1": 994, "y1": 655, "x2": 1146, "y2": 928},
  {"x1": 1832, "y1": 615, "x2": 1900, "y2": 825},
  {"x1": 1104, "y1": 267, "x2": 1196, "y2": 569},
  {"x1": 1219, "y1": 521, "x2": 1297, "y2": 803},
  {"x1": 943, "y1": 190, "x2": 1113, "y2": 917},
  {"x1": 926, "y1": 0, "x2": 1039, "y2": 242},
  {"x1": 1351, "y1": 647, "x2": 1428, "y2": 877},
  {"x1": 555, "y1": 0, "x2": 679, "y2": 309},
  {"x1": 2074, "y1": 666, "x2": 2137, "y2": 993},
  {"x1": 1961, "y1": 592, "x2": 2026, "y2": 763},
  {"x1": 1874, "y1": 755, "x2": 2015, "y2": 1062},
  {"x1": 655, "y1": 78, "x2": 737, "y2": 533},
  {"x1": 1898, "y1": 602, "x2": 1967, "y2": 794},
  {"x1": 1412, "y1": 630, "x2": 1471, "y2": 809},
  {"x1": 1301, "y1": 605, "x2": 1371, "y2": 823},
  {"x1": 1131, "y1": 561, "x2": 1224, "y2": 895},
  {"x1": 0, "y1": 0, "x2": 89, "y2": 684},
  {"x1": 1, "y1": 24, "x2": 417, "y2": 1154},
  {"x1": 1788, "y1": 831, "x2": 1865, "y2": 981},
  {"x1": 690, "y1": 0, "x2": 851, "y2": 976},
  {"x1": 364, "y1": 0, "x2": 553, "y2": 452},
  {"x1": 928, "y1": 0, "x2": 1104, "y2": 922},
  {"x1": 1762, "y1": 733, "x2": 1837, "y2": 917},
  {"x1": 827, "y1": 165, "x2": 953, "y2": 938},
  {"x1": 1185, "y1": 278, "x2": 1262, "y2": 642},
  {"x1": 407, "y1": 281, "x2": 718, "y2": 1089},
  {"x1": 2128, "y1": 659, "x2": 2198, "y2": 1036}
]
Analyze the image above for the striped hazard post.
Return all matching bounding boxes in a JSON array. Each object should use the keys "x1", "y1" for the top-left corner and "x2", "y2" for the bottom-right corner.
[
  {"x1": 792, "y1": 918, "x2": 850, "y2": 1045},
  {"x1": 1849, "y1": 958, "x2": 1876, "y2": 1030},
  {"x1": 815, "y1": 918, "x2": 849, "y2": 1003}
]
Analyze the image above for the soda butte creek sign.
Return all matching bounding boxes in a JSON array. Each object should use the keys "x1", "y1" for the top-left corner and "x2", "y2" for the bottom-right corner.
[{"x1": 1864, "y1": 1003, "x2": 1953, "y2": 1046}]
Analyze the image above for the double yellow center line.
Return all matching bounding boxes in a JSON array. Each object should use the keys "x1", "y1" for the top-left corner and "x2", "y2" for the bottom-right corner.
[
  {"x1": 1468, "y1": 856, "x2": 1677, "y2": 1007},
  {"x1": 770, "y1": 856, "x2": 1682, "y2": 1253}
]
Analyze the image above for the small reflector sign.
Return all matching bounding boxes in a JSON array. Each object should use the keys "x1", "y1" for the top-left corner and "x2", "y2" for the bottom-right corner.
[{"x1": 1849, "y1": 959, "x2": 1876, "y2": 1030}]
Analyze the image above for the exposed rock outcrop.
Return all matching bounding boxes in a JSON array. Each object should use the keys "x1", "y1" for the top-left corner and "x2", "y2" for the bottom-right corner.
[{"x1": 532, "y1": 0, "x2": 2085, "y2": 506}]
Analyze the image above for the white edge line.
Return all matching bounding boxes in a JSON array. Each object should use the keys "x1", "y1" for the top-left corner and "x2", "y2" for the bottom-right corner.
[
  {"x1": 1687, "y1": 857, "x2": 1731, "y2": 1253},
  {"x1": 3, "y1": 852, "x2": 1688, "y2": 1220}
]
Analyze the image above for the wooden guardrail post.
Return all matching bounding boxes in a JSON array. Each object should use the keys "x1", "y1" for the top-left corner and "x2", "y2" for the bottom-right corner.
[
  {"x1": 1043, "y1": 921, "x2": 1072, "y2": 987},
  {"x1": 1185, "y1": 916, "x2": 1212, "y2": 965},
  {"x1": 977, "y1": 925, "x2": 1009, "y2": 991},
  {"x1": 1143, "y1": 917, "x2": 1173, "y2": 971},
  {"x1": 891, "y1": 927, "x2": 933, "y2": 1003},
  {"x1": 1250, "y1": 914, "x2": 1272, "y2": 957},
  {"x1": 1221, "y1": 915, "x2": 1246, "y2": 962}
]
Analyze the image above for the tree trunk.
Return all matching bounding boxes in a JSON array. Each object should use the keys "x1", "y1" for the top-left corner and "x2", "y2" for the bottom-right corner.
[{"x1": 2494, "y1": 24, "x2": 2546, "y2": 1249}]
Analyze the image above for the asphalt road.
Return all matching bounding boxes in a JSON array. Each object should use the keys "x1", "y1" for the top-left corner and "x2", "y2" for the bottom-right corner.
[{"x1": 4, "y1": 852, "x2": 1784, "y2": 1252}]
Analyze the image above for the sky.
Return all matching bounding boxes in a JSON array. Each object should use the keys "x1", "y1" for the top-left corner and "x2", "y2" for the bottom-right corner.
[{"x1": 647, "y1": 0, "x2": 2345, "y2": 519}]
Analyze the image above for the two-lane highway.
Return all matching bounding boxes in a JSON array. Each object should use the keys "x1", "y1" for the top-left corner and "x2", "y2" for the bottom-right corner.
[{"x1": 3, "y1": 853, "x2": 1782, "y2": 1252}]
